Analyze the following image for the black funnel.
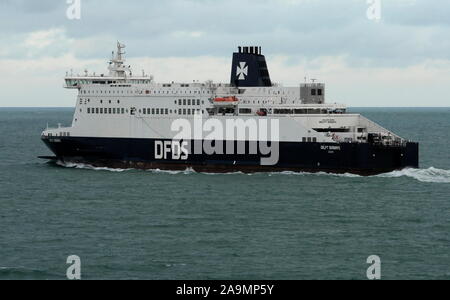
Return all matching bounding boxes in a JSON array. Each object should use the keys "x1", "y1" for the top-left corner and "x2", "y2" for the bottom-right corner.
[{"x1": 230, "y1": 46, "x2": 272, "y2": 87}]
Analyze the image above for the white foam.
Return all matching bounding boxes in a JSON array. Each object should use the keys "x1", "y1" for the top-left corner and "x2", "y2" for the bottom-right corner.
[
  {"x1": 272, "y1": 171, "x2": 362, "y2": 178},
  {"x1": 55, "y1": 161, "x2": 450, "y2": 183},
  {"x1": 377, "y1": 167, "x2": 450, "y2": 183},
  {"x1": 56, "y1": 161, "x2": 130, "y2": 173},
  {"x1": 275, "y1": 168, "x2": 450, "y2": 183},
  {"x1": 148, "y1": 168, "x2": 196, "y2": 175},
  {"x1": 150, "y1": 168, "x2": 246, "y2": 176}
]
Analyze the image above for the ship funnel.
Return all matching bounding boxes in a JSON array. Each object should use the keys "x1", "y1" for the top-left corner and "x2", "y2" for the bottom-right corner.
[{"x1": 230, "y1": 46, "x2": 272, "y2": 87}]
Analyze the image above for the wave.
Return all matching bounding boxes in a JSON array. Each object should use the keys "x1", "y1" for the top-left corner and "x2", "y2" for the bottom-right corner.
[
  {"x1": 150, "y1": 168, "x2": 248, "y2": 176},
  {"x1": 377, "y1": 167, "x2": 450, "y2": 183},
  {"x1": 149, "y1": 168, "x2": 197, "y2": 175},
  {"x1": 56, "y1": 162, "x2": 198, "y2": 175},
  {"x1": 56, "y1": 161, "x2": 131, "y2": 173},
  {"x1": 274, "y1": 168, "x2": 450, "y2": 183},
  {"x1": 270, "y1": 171, "x2": 362, "y2": 178},
  {"x1": 54, "y1": 161, "x2": 450, "y2": 183}
]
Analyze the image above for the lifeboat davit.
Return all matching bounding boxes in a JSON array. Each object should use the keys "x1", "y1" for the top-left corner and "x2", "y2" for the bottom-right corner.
[{"x1": 214, "y1": 96, "x2": 238, "y2": 102}]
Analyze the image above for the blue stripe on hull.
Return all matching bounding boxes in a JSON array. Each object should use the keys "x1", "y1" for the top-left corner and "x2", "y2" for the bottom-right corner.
[{"x1": 41, "y1": 137, "x2": 419, "y2": 176}]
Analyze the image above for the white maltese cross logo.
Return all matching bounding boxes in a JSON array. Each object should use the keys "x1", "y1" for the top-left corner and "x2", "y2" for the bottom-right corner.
[{"x1": 236, "y1": 62, "x2": 248, "y2": 80}]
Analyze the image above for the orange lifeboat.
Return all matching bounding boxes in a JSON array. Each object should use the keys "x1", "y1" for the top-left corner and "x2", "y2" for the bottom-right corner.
[{"x1": 214, "y1": 96, "x2": 238, "y2": 102}]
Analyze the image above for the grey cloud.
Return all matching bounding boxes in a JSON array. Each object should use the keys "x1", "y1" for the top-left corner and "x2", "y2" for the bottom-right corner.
[{"x1": 0, "y1": 0, "x2": 449, "y2": 67}]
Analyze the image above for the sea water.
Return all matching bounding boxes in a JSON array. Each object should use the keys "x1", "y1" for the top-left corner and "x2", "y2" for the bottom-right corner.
[{"x1": 0, "y1": 107, "x2": 448, "y2": 280}]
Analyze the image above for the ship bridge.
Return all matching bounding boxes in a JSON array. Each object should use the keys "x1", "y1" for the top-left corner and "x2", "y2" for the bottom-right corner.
[{"x1": 64, "y1": 42, "x2": 153, "y2": 89}]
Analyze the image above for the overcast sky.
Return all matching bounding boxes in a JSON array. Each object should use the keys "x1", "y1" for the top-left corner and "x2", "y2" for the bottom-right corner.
[{"x1": 1, "y1": 0, "x2": 449, "y2": 107}]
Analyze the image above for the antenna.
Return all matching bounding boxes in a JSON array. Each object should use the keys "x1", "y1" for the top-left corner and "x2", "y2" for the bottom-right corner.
[{"x1": 117, "y1": 41, "x2": 126, "y2": 60}]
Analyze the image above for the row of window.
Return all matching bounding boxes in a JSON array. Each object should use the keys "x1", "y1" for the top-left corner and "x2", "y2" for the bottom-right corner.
[
  {"x1": 142, "y1": 108, "x2": 169, "y2": 115},
  {"x1": 80, "y1": 89, "x2": 210, "y2": 95},
  {"x1": 85, "y1": 107, "x2": 342, "y2": 116},
  {"x1": 240, "y1": 100, "x2": 289, "y2": 105},
  {"x1": 85, "y1": 107, "x2": 206, "y2": 116},
  {"x1": 311, "y1": 89, "x2": 323, "y2": 96},
  {"x1": 81, "y1": 90, "x2": 132, "y2": 95},
  {"x1": 68, "y1": 80, "x2": 150, "y2": 86},
  {"x1": 141, "y1": 108, "x2": 204, "y2": 116},
  {"x1": 47, "y1": 132, "x2": 71, "y2": 137},
  {"x1": 302, "y1": 137, "x2": 318, "y2": 143},
  {"x1": 236, "y1": 108, "x2": 346, "y2": 115},
  {"x1": 87, "y1": 107, "x2": 126, "y2": 114},
  {"x1": 177, "y1": 109, "x2": 204, "y2": 115},
  {"x1": 273, "y1": 108, "x2": 344, "y2": 115},
  {"x1": 80, "y1": 99, "x2": 122, "y2": 104},
  {"x1": 176, "y1": 99, "x2": 204, "y2": 106}
]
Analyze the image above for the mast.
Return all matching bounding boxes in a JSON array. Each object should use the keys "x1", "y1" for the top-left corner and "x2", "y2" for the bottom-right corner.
[{"x1": 108, "y1": 41, "x2": 131, "y2": 78}]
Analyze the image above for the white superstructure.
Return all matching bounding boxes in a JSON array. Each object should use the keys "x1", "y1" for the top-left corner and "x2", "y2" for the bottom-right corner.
[{"x1": 43, "y1": 42, "x2": 403, "y2": 147}]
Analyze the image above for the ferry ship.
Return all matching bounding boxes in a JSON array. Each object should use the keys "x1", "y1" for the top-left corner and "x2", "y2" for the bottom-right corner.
[{"x1": 40, "y1": 43, "x2": 419, "y2": 175}]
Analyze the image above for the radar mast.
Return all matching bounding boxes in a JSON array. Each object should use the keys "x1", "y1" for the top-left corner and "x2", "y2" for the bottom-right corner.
[{"x1": 108, "y1": 42, "x2": 131, "y2": 78}]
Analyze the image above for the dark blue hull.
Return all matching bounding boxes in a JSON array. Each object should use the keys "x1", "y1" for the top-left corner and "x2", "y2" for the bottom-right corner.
[{"x1": 41, "y1": 136, "x2": 419, "y2": 176}]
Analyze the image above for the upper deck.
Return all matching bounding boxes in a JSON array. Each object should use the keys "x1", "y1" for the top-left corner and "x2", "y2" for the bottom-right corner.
[{"x1": 64, "y1": 75, "x2": 152, "y2": 89}]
